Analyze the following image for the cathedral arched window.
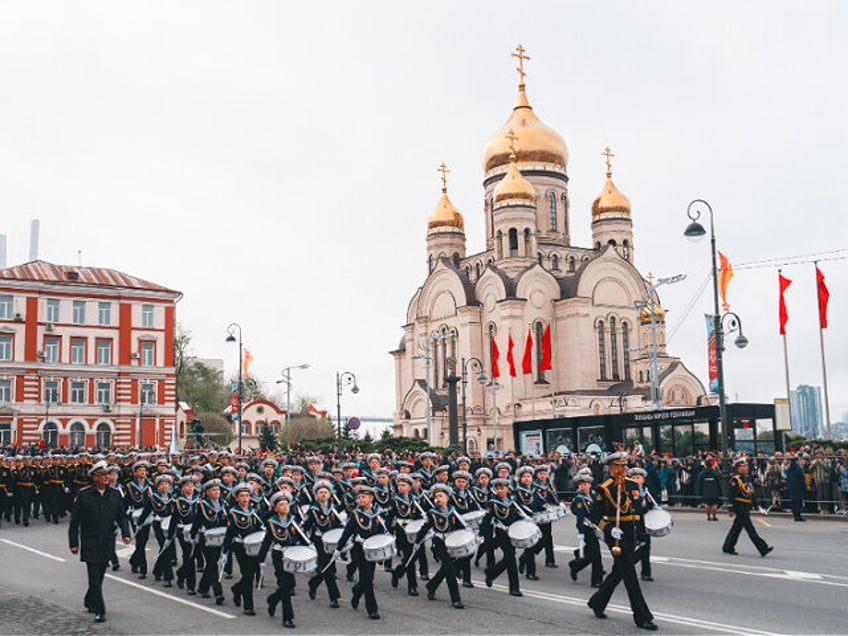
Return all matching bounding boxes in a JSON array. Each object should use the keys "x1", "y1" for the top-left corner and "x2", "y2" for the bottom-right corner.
[
  {"x1": 537, "y1": 252, "x2": 543, "y2": 266},
  {"x1": 622, "y1": 321, "x2": 631, "y2": 381},
  {"x1": 524, "y1": 228, "x2": 532, "y2": 255},
  {"x1": 495, "y1": 232, "x2": 503, "y2": 260},
  {"x1": 509, "y1": 228, "x2": 519, "y2": 257},
  {"x1": 548, "y1": 191, "x2": 557, "y2": 231},
  {"x1": 597, "y1": 320, "x2": 607, "y2": 380},
  {"x1": 568, "y1": 255, "x2": 576, "y2": 272},
  {"x1": 595, "y1": 242, "x2": 601, "y2": 250},
  {"x1": 432, "y1": 334, "x2": 439, "y2": 387},
  {"x1": 622, "y1": 240, "x2": 631, "y2": 261},
  {"x1": 428, "y1": 254, "x2": 434, "y2": 273},
  {"x1": 561, "y1": 193, "x2": 569, "y2": 232},
  {"x1": 610, "y1": 317, "x2": 620, "y2": 380},
  {"x1": 465, "y1": 265, "x2": 471, "y2": 278},
  {"x1": 475, "y1": 262, "x2": 481, "y2": 279},
  {"x1": 490, "y1": 197, "x2": 495, "y2": 239},
  {"x1": 551, "y1": 254, "x2": 559, "y2": 270},
  {"x1": 487, "y1": 257, "x2": 494, "y2": 267},
  {"x1": 607, "y1": 239, "x2": 616, "y2": 248},
  {"x1": 639, "y1": 370, "x2": 644, "y2": 384},
  {"x1": 535, "y1": 321, "x2": 546, "y2": 383},
  {"x1": 453, "y1": 253, "x2": 460, "y2": 268}
]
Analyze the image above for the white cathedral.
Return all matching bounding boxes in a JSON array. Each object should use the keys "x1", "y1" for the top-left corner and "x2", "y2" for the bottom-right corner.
[{"x1": 391, "y1": 48, "x2": 706, "y2": 452}]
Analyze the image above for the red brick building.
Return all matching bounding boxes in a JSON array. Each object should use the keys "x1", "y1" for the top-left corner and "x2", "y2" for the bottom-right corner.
[{"x1": 0, "y1": 260, "x2": 182, "y2": 449}]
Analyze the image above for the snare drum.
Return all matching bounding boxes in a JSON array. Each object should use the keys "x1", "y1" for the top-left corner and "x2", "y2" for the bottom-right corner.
[
  {"x1": 405, "y1": 518, "x2": 426, "y2": 543},
  {"x1": 533, "y1": 504, "x2": 565, "y2": 525},
  {"x1": 644, "y1": 508, "x2": 673, "y2": 537},
  {"x1": 131, "y1": 508, "x2": 143, "y2": 524},
  {"x1": 444, "y1": 529, "x2": 477, "y2": 559},
  {"x1": 182, "y1": 524, "x2": 193, "y2": 542},
  {"x1": 203, "y1": 526, "x2": 227, "y2": 548},
  {"x1": 461, "y1": 510, "x2": 486, "y2": 530},
  {"x1": 282, "y1": 545, "x2": 318, "y2": 573},
  {"x1": 362, "y1": 534, "x2": 396, "y2": 562},
  {"x1": 321, "y1": 528, "x2": 343, "y2": 553},
  {"x1": 243, "y1": 531, "x2": 265, "y2": 557},
  {"x1": 508, "y1": 520, "x2": 542, "y2": 549},
  {"x1": 159, "y1": 516, "x2": 171, "y2": 533}
]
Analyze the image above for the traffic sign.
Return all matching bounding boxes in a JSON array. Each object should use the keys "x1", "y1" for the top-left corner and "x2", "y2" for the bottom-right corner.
[{"x1": 347, "y1": 416, "x2": 361, "y2": 430}]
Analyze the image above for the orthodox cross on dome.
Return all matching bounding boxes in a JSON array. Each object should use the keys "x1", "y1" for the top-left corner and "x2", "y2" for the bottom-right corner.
[
  {"x1": 646, "y1": 272, "x2": 655, "y2": 287},
  {"x1": 511, "y1": 44, "x2": 531, "y2": 86},
  {"x1": 602, "y1": 145, "x2": 615, "y2": 178},
  {"x1": 505, "y1": 129, "x2": 519, "y2": 157},
  {"x1": 438, "y1": 162, "x2": 450, "y2": 193}
]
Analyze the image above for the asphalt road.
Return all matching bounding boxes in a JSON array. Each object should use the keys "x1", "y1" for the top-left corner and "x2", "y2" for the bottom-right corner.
[{"x1": 0, "y1": 510, "x2": 846, "y2": 635}]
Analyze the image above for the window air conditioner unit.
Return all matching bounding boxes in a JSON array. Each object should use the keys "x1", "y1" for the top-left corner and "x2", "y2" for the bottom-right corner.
[
  {"x1": 45, "y1": 323, "x2": 55, "y2": 332},
  {"x1": 36, "y1": 350, "x2": 45, "y2": 359},
  {"x1": 102, "y1": 404, "x2": 112, "y2": 413},
  {"x1": 130, "y1": 352, "x2": 140, "y2": 360},
  {"x1": 13, "y1": 313, "x2": 24, "y2": 322}
]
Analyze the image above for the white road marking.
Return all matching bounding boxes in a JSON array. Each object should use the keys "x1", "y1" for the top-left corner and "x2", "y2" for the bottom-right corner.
[
  {"x1": 783, "y1": 570, "x2": 822, "y2": 580},
  {"x1": 473, "y1": 578, "x2": 783, "y2": 635},
  {"x1": 0, "y1": 538, "x2": 67, "y2": 562},
  {"x1": 105, "y1": 574, "x2": 236, "y2": 619}
]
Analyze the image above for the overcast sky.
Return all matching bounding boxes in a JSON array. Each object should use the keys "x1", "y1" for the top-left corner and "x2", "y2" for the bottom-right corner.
[{"x1": 1, "y1": 1, "x2": 846, "y2": 427}]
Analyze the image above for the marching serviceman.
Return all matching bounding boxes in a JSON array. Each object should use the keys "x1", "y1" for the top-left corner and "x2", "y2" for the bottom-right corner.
[
  {"x1": 722, "y1": 457, "x2": 774, "y2": 557},
  {"x1": 258, "y1": 491, "x2": 309, "y2": 628},
  {"x1": 222, "y1": 483, "x2": 264, "y2": 615},
  {"x1": 68, "y1": 461, "x2": 131, "y2": 624},
  {"x1": 532, "y1": 464, "x2": 560, "y2": 568},
  {"x1": 191, "y1": 478, "x2": 228, "y2": 605},
  {"x1": 126, "y1": 461, "x2": 152, "y2": 578},
  {"x1": 415, "y1": 483, "x2": 466, "y2": 609},
  {"x1": 142, "y1": 474, "x2": 176, "y2": 586},
  {"x1": 169, "y1": 475, "x2": 199, "y2": 595},
  {"x1": 587, "y1": 450, "x2": 657, "y2": 631},
  {"x1": 335, "y1": 484, "x2": 391, "y2": 620},
  {"x1": 514, "y1": 466, "x2": 545, "y2": 581},
  {"x1": 480, "y1": 478, "x2": 523, "y2": 597},
  {"x1": 568, "y1": 469, "x2": 604, "y2": 587},
  {"x1": 628, "y1": 467, "x2": 654, "y2": 581},
  {"x1": 449, "y1": 470, "x2": 479, "y2": 588},
  {"x1": 472, "y1": 467, "x2": 494, "y2": 570},
  {"x1": 302, "y1": 479, "x2": 344, "y2": 607}
]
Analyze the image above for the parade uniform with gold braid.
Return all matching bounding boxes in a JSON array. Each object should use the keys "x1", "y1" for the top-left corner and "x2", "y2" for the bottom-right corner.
[
  {"x1": 587, "y1": 467, "x2": 654, "y2": 628},
  {"x1": 722, "y1": 468, "x2": 772, "y2": 556}
]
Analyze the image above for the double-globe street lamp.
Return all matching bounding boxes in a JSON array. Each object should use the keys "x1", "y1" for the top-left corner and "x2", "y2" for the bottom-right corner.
[
  {"x1": 684, "y1": 199, "x2": 750, "y2": 456},
  {"x1": 225, "y1": 323, "x2": 244, "y2": 453},
  {"x1": 336, "y1": 371, "x2": 359, "y2": 441},
  {"x1": 277, "y1": 364, "x2": 309, "y2": 424}
]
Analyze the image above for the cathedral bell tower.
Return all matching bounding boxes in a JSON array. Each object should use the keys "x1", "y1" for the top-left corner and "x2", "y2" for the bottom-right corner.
[
  {"x1": 591, "y1": 146, "x2": 634, "y2": 261},
  {"x1": 426, "y1": 162, "x2": 466, "y2": 273},
  {"x1": 491, "y1": 131, "x2": 537, "y2": 265}
]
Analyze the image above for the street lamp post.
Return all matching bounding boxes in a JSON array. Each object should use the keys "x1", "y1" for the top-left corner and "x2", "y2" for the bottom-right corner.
[
  {"x1": 277, "y1": 364, "x2": 309, "y2": 424},
  {"x1": 335, "y1": 371, "x2": 359, "y2": 441},
  {"x1": 684, "y1": 200, "x2": 750, "y2": 456},
  {"x1": 225, "y1": 323, "x2": 243, "y2": 454},
  {"x1": 412, "y1": 337, "x2": 433, "y2": 446},
  {"x1": 460, "y1": 357, "x2": 487, "y2": 455}
]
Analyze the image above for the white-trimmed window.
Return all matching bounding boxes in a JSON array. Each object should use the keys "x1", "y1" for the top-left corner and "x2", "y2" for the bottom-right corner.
[
  {"x1": 70, "y1": 381, "x2": 86, "y2": 404},
  {"x1": 44, "y1": 380, "x2": 60, "y2": 403},
  {"x1": 96, "y1": 422, "x2": 111, "y2": 448},
  {"x1": 96, "y1": 339, "x2": 112, "y2": 365},
  {"x1": 0, "y1": 379, "x2": 12, "y2": 401},
  {"x1": 141, "y1": 304, "x2": 154, "y2": 328},
  {"x1": 72, "y1": 300, "x2": 86, "y2": 324},
  {"x1": 69, "y1": 422, "x2": 86, "y2": 448},
  {"x1": 0, "y1": 335, "x2": 12, "y2": 361},
  {"x1": 96, "y1": 382, "x2": 112, "y2": 404},
  {"x1": 0, "y1": 295, "x2": 12, "y2": 320},
  {"x1": 46, "y1": 298, "x2": 60, "y2": 323},
  {"x1": 0, "y1": 422, "x2": 10, "y2": 445},
  {"x1": 140, "y1": 382, "x2": 156, "y2": 405},
  {"x1": 140, "y1": 341, "x2": 155, "y2": 366},
  {"x1": 44, "y1": 336, "x2": 60, "y2": 363},
  {"x1": 98, "y1": 302, "x2": 111, "y2": 326},
  {"x1": 71, "y1": 338, "x2": 86, "y2": 364}
]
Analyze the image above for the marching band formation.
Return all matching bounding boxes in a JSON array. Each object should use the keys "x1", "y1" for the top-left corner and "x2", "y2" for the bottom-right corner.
[{"x1": 6, "y1": 447, "x2": 694, "y2": 630}]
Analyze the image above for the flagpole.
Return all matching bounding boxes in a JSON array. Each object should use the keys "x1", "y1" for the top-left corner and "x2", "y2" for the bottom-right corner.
[
  {"x1": 550, "y1": 309, "x2": 558, "y2": 419},
  {"x1": 779, "y1": 269, "x2": 793, "y2": 432},
  {"x1": 815, "y1": 262, "x2": 832, "y2": 439},
  {"x1": 529, "y1": 322, "x2": 536, "y2": 424}
]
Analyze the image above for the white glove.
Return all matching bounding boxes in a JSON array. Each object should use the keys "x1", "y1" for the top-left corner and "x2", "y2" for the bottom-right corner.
[
  {"x1": 611, "y1": 527, "x2": 623, "y2": 540},
  {"x1": 218, "y1": 553, "x2": 228, "y2": 567},
  {"x1": 331, "y1": 549, "x2": 341, "y2": 561},
  {"x1": 259, "y1": 562, "x2": 267, "y2": 573},
  {"x1": 758, "y1": 506, "x2": 768, "y2": 515}
]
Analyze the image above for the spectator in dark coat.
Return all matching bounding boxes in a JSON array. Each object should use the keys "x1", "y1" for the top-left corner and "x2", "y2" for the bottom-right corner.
[
  {"x1": 697, "y1": 461, "x2": 722, "y2": 521},
  {"x1": 69, "y1": 461, "x2": 131, "y2": 623},
  {"x1": 786, "y1": 457, "x2": 806, "y2": 522}
]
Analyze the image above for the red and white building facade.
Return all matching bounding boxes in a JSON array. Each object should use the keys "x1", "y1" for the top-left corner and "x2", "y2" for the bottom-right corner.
[{"x1": 0, "y1": 260, "x2": 182, "y2": 450}]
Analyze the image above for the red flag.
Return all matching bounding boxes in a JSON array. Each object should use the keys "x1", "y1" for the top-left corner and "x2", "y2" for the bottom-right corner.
[
  {"x1": 539, "y1": 323, "x2": 552, "y2": 371},
  {"x1": 718, "y1": 251, "x2": 734, "y2": 312},
  {"x1": 521, "y1": 329, "x2": 532, "y2": 375},
  {"x1": 816, "y1": 266, "x2": 830, "y2": 329},
  {"x1": 490, "y1": 334, "x2": 500, "y2": 378},
  {"x1": 778, "y1": 273, "x2": 792, "y2": 335},
  {"x1": 506, "y1": 334, "x2": 516, "y2": 377}
]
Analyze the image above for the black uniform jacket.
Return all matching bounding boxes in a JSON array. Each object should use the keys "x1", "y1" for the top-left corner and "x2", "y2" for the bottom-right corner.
[{"x1": 69, "y1": 485, "x2": 131, "y2": 563}]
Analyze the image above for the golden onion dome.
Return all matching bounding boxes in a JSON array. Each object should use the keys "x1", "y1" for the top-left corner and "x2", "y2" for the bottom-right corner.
[
  {"x1": 482, "y1": 86, "x2": 568, "y2": 174},
  {"x1": 427, "y1": 190, "x2": 464, "y2": 232},
  {"x1": 640, "y1": 303, "x2": 666, "y2": 324},
  {"x1": 592, "y1": 148, "x2": 631, "y2": 219},
  {"x1": 493, "y1": 158, "x2": 536, "y2": 205}
]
